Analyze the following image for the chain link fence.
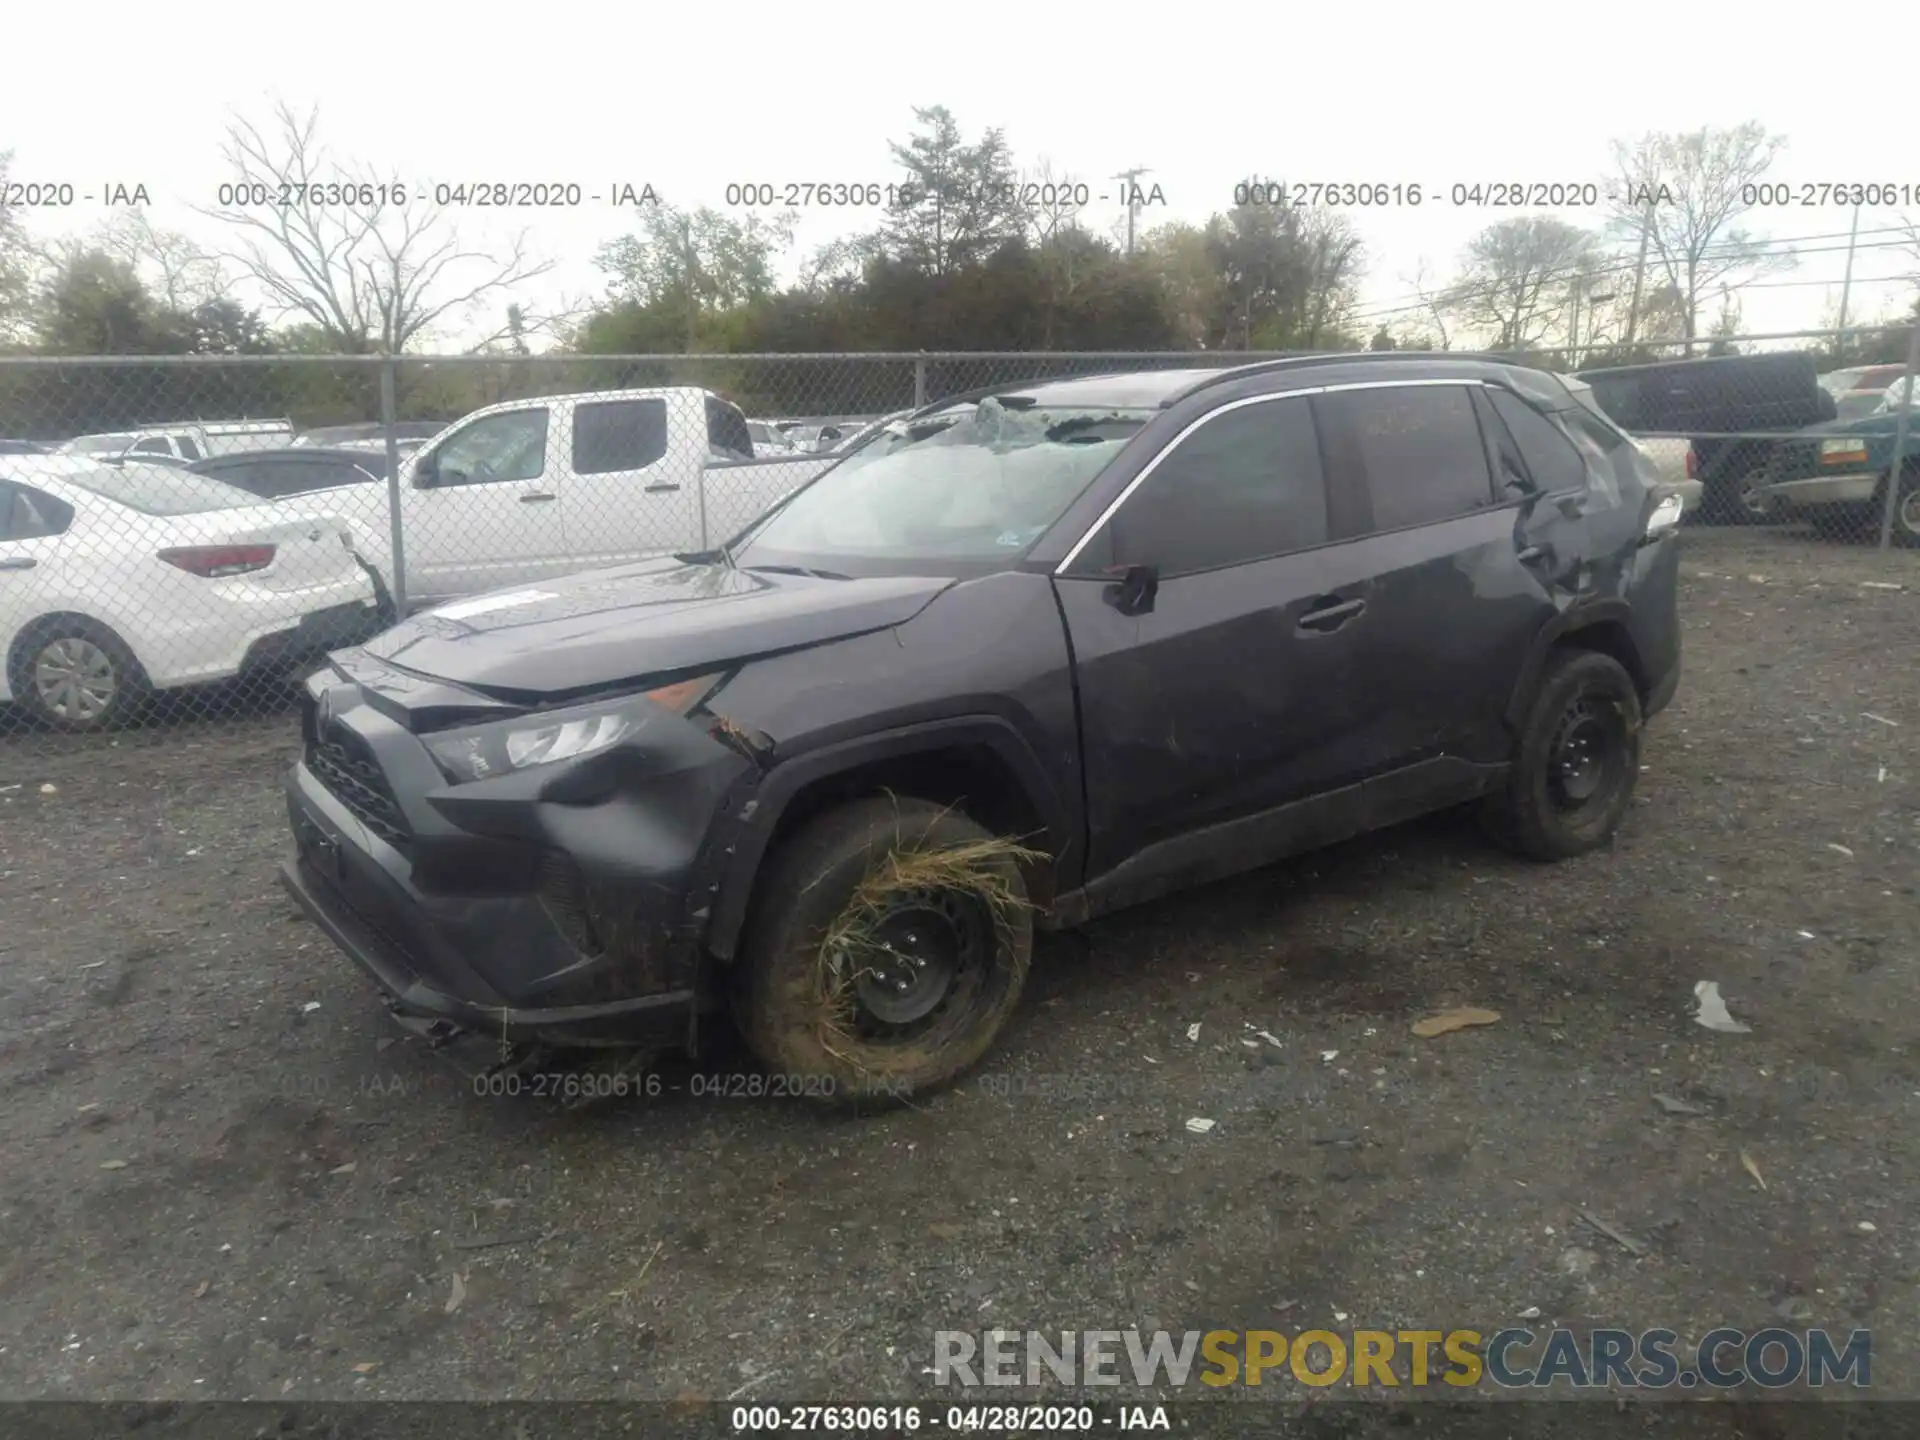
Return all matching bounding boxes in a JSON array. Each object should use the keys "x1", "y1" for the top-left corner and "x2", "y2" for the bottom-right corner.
[{"x1": 0, "y1": 335, "x2": 1914, "y2": 755}]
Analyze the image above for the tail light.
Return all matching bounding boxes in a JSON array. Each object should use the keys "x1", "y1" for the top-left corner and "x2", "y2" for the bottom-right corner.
[
  {"x1": 158, "y1": 544, "x2": 276, "y2": 578},
  {"x1": 1684, "y1": 446, "x2": 1697, "y2": 479}
]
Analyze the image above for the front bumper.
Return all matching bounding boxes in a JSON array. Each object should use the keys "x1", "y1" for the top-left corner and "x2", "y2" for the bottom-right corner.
[
  {"x1": 281, "y1": 669, "x2": 758, "y2": 1047},
  {"x1": 1759, "y1": 472, "x2": 1880, "y2": 510}
]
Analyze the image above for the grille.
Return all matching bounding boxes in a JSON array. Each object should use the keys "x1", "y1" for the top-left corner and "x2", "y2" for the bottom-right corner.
[
  {"x1": 308, "y1": 724, "x2": 412, "y2": 851},
  {"x1": 538, "y1": 851, "x2": 606, "y2": 957}
]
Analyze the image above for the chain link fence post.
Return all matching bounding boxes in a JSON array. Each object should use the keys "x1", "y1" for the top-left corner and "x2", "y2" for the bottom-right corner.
[
  {"x1": 378, "y1": 355, "x2": 409, "y2": 616},
  {"x1": 1877, "y1": 323, "x2": 1920, "y2": 551},
  {"x1": 914, "y1": 352, "x2": 927, "y2": 409}
]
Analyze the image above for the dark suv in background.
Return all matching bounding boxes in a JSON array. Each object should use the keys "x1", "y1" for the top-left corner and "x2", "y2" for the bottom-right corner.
[{"x1": 281, "y1": 354, "x2": 1683, "y2": 1105}]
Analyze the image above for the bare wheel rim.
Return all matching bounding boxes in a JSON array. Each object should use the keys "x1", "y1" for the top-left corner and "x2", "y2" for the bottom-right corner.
[
  {"x1": 1739, "y1": 475, "x2": 1772, "y2": 515},
  {"x1": 1900, "y1": 487, "x2": 1920, "y2": 537},
  {"x1": 829, "y1": 888, "x2": 994, "y2": 1048},
  {"x1": 1546, "y1": 697, "x2": 1628, "y2": 816},
  {"x1": 33, "y1": 636, "x2": 118, "y2": 721}
]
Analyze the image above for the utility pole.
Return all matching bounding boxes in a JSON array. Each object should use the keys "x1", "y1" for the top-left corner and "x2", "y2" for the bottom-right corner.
[
  {"x1": 1113, "y1": 166, "x2": 1151, "y2": 256},
  {"x1": 1835, "y1": 200, "x2": 1862, "y2": 359},
  {"x1": 1623, "y1": 197, "x2": 1654, "y2": 350}
]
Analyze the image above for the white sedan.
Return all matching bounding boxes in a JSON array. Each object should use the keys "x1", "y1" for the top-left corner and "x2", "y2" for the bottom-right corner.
[{"x1": 0, "y1": 457, "x2": 381, "y2": 730}]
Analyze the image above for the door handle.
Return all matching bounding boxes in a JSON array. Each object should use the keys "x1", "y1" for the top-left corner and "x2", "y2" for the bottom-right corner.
[
  {"x1": 0, "y1": 557, "x2": 36, "y2": 571},
  {"x1": 1297, "y1": 595, "x2": 1365, "y2": 632},
  {"x1": 1517, "y1": 544, "x2": 1547, "y2": 564},
  {"x1": 518, "y1": 492, "x2": 557, "y2": 503},
  {"x1": 644, "y1": 482, "x2": 682, "y2": 493}
]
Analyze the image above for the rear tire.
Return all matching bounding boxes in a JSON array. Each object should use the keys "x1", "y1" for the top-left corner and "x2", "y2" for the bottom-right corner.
[
  {"x1": 1873, "y1": 464, "x2": 1920, "y2": 548},
  {"x1": 1482, "y1": 649, "x2": 1642, "y2": 862},
  {"x1": 9, "y1": 619, "x2": 149, "y2": 732},
  {"x1": 732, "y1": 797, "x2": 1034, "y2": 1105}
]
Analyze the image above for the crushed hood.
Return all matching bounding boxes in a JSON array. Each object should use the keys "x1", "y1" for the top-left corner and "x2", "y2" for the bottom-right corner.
[{"x1": 362, "y1": 557, "x2": 952, "y2": 699}]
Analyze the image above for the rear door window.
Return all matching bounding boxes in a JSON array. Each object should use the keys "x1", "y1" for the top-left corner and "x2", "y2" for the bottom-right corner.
[
  {"x1": 0, "y1": 483, "x2": 75, "y2": 539},
  {"x1": 572, "y1": 399, "x2": 668, "y2": 475},
  {"x1": 1315, "y1": 384, "x2": 1497, "y2": 533}
]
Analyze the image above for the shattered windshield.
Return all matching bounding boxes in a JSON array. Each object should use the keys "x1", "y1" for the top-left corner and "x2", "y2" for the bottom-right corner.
[{"x1": 734, "y1": 398, "x2": 1150, "y2": 570}]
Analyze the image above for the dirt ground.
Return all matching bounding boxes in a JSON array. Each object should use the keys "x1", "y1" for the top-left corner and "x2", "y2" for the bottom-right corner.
[{"x1": 1, "y1": 526, "x2": 1916, "y2": 1415}]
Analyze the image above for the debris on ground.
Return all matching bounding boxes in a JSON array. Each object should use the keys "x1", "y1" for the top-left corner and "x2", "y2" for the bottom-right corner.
[
  {"x1": 38, "y1": 783, "x2": 56, "y2": 795},
  {"x1": 1576, "y1": 1209, "x2": 1647, "y2": 1257},
  {"x1": 1827, "y1": 843, "x2": 1855, "y2": 858},
  {"x1": 1860, "y1": 581, "x2": 1905, "y2": 591},
  {"x1": 1857, "y1": 1221, "x2": 1878, "y2": 1234},
  {"x1": 444, "y1": 1272, "x2": 466, "y2": 1315},
  {"x1": 1862, "y1": 713, "x2": 1900, "y2": 728},
  {"x1": 1186, "y1": 1023, "x2": 1201, "y2": 1042},
  {"x1": 1185, "y1": 1117, "x2": 1216, "y2": 1134},
  {"x1": 1775, "y1": 1297, "x2": 1813, "y2": 1321},
  {"x1": 1517, "y1": 1305, "x2": 1542, "y2": 1319},
  {"x1": 928, "y1": 1223, "x2": 965, "y2": 1240},
  {"x1": 1320, "y1": 1050, "x2": 1339, "y2": 1063},
  {"x1": 1411, "y1": 1006, "x2": 1501, "y2": 1038},
  {"x1": 329, "y1": 1162, "x2": 356, "y2": 1175},
  {"x1": 350, "y1": 1362, "x2": 378, "y2": 1374},
  {"x1": 1652, "y1": 1093, "x2": 1708, "y2": 1116},
  {"x1": 1558, "y1": 1248, "x2": 1600, "y2": 1277},
  {"x1": 1692, "y1": 981, "x2": 1752, "y2": 1034},
  {"x1": 1740, "y1": 1149, "x2": 1768, "y2": 1192},
  {"x1": 301, "y1": 1001, "x2": 322, "y2": 1014},
  {"x1": 98, "y1": 1160, "x2": 127, "y2": 1171},
  {"x1": 192, "y1": 1281, "x2": 209, "y2": 1298}
]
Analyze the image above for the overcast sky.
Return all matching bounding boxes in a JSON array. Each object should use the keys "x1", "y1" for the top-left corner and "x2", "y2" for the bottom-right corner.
[{"x1": 7, "y1": 0, "x2": 1917, "y2": 351}]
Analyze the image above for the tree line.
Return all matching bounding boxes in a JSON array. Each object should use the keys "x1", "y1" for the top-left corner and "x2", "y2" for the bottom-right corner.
[{"x1": 2, "y1": 106, "x2": 1918, "y2": 439}]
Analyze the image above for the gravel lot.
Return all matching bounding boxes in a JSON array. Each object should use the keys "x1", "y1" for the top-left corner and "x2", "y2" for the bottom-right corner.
[{"x1": 1, "y1": 527, "x2": 1916, "y2": 1413}]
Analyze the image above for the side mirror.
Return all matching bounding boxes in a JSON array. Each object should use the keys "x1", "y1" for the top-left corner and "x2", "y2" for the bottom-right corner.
[
  {"x1": 412, "y1": 453, "x2": 440, "y2": 488},
  {"x1": 1104, "y1": 563, "x2": 1159, "y2": 617}
]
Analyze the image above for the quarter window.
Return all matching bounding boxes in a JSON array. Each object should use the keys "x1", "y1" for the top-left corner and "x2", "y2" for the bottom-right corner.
[{"x1": 1488, "y1": 389, "x2": 1589, "y2": 493}]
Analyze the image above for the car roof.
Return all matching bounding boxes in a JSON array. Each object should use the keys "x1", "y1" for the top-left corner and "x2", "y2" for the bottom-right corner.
[
  {"x1": 193, "y1": 446, "x2": 380, "y2": 466},
  {"x1": 917, "y1": 352, "x2": 1570, "y2": 419}
]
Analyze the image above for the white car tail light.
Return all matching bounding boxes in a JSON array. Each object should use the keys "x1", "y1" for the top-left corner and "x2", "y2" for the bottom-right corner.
[
  {"x1": 158, "y1": 544, "x2": 276, "y2": 578},
  {"x1": 1645, "y1": 492, "x2": 1684, "y2": 538}
]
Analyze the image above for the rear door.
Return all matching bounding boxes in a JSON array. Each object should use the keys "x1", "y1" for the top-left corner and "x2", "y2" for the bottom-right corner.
[
  {"x1": 0, "y1": 482, "x2": 76, "y2": 687},
  {"x1": 403, "y1": 404, "x2": 569, "y2": 601},
  {"x1": 557, "y1": 395, "x2": 697, "y2": 567},
  {"x1": 1308, "y1": 379, "x2": 1548, "y2": 770}
]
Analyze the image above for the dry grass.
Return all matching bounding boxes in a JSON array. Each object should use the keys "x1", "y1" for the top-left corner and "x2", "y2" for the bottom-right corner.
[{"x1": 803, "y1": 807, "x2": 1042, "y2": 1075}]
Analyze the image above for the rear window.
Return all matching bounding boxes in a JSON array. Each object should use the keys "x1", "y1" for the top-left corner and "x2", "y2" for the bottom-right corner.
[
  {"x1": 62, "y1": 433, "x2": 138, "y2": 455},
  {"x1": 60, "y1": 465, "x2": 266, "y2": 515}
]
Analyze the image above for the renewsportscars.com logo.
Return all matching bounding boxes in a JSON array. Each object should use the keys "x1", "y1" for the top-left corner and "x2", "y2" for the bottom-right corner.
[{"x1": 932, "y1": 1327, "x2": 1872, "y2": 1390}]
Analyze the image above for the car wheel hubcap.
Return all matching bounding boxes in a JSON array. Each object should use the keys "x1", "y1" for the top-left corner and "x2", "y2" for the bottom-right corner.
[
  {"x1": 852, "y1": 902, "x2": 964, "y2": 1026},
  {"x1": 1548, "y1": 700, "x2": 1620, "y2": 810},
  {"x1": 34, "y1": 638, "x2": 117, "y2": 721},
  {"x1": 1900, "y1": 489, "x2": 1920, "y2": 536},
  {"x1": 1740, "y1": 477, "x2": 1771, "y2": 514}
]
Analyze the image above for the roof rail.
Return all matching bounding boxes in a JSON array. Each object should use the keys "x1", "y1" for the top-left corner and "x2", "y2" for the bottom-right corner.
[{"x1": 1170, "y1": 349, "x2": 1531, "y2": 403}]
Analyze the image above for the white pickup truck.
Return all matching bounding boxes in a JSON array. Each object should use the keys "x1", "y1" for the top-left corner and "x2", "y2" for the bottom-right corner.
[{"x1": 321, "y1": 388, "x2": 839, "y2": 611}]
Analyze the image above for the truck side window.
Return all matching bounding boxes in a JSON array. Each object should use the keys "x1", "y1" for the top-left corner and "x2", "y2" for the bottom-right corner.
[
  {"x1": 573, "y1": 399, "x2": 668, "y2": 475},
  {"x1": 130, "y1": 437, "x2": 172, "y2": 455},
  {"x1": 177, "y1": 435, "x2": 203, "y2": 460},
  {"x1": 435, "y1": 409, "x2": 550, "y2": 486}
]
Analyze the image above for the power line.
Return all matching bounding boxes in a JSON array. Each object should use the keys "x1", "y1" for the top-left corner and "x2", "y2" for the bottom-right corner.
[{"x1": 1345, "y1": 228, "x2": 1916, "y2": 329}]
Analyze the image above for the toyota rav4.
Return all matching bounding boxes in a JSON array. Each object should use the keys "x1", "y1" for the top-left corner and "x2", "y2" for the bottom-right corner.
[{"x1": 281, "y1": 354, "x2": 1683, "y2": 1102}]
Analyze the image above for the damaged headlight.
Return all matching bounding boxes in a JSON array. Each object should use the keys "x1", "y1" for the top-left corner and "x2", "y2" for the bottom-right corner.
[{"x1": 424, "y1": 673, "x2": 723, "y2": 784}]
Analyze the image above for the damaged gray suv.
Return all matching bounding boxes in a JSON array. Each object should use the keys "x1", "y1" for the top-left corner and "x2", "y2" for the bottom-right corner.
[{"x1": 282, "y1": 354, "x2": 1683, "y2": 1102}]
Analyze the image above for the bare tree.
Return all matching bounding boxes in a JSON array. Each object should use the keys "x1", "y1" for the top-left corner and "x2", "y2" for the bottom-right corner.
[
  {"x1": 1023, "y1": 157, "x2": 1101, "y2": 345},
  {"x1": 0, "y1": 150, "x2": 39, "y2": 342},
  {"x1": 196, "y1": 102, "x2": 556, "y2": 352},
  {"x1": 1393, "y1": 259, "x2": 1453, "y2": 350},
  {"x1": 1443, "y1": 216, "x2": 1599, "y2": 351},
  {"x1": 82, "y1": 211, "x2": 228, "y2": 312},
  {"x1": 1607, "y1": 123, "x2": 1794, "y2": 351}
]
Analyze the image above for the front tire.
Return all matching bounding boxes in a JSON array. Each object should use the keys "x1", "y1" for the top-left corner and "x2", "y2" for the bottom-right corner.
[
  {"x1": 1483, "y1": 649, "x2": 1643, "y2": 862},
  {"x1": 9, "y1": 621, "x2": 149, "y2": 732},
  {"x1": 733, "y1": 797, "x2": 1034, "y2": 1105}
]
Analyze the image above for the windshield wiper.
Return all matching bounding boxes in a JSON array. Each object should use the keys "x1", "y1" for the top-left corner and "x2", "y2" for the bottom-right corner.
[{"x1": 742, "y1": 563, "x2": 851, "y2": 581}]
